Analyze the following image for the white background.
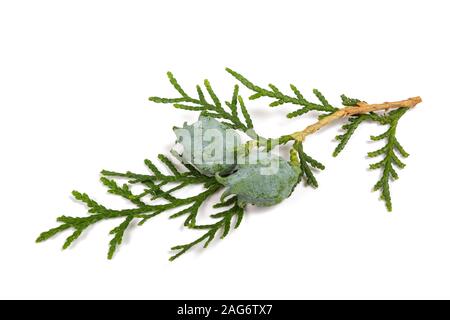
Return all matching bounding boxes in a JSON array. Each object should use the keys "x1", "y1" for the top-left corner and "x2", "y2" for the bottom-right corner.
[{"x1": 1, "y1": 0, "x2": 449, "y2": 300}]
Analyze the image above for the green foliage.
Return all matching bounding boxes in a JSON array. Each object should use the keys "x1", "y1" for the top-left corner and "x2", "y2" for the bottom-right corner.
[
  {"x1": 291, "y1": 142, "x2": 325, "y2": 188},
  {"x1": 170, "y1": 200, "x2": 244, "y2": 261},
  {"x1": 332, "y1": 94, "x2": 392, "y2": 155},
  {"x1": 333, "y1": 95, "x2": 366, "y2": 156},
  {"x1": 36, "y1": 154, "x2": 247, "y2": 260},
  {"x1": 38, "y1": 69, "x2": 419, "y2": 261},
  {"x1": 333, "y1": 115, "x2": 370, "y2": 157},
  {"x1": 226, "y1": 68, "x2": 337, "y2": 118},
  {"x1": 368, "y1": 108, "x2": 409, "y2": 211},
  {"x1": 149, "y1": 72, "x2": 253, "y2": 132},
  {"x1": 331, "y1": 94, "x2": 410, "y2": 211},
  {"x1": 108, "y1": 216, "x2": 133, "y2": 259},
  {"x1": 333, "y1": 99, "x2": 390, "y2": 157},
  {"x1": 340, "y1": 94, "x2": 361, "y2": 106},
  {"x1": 150, "y1": 69, "x2": 415, "y2": 211}
]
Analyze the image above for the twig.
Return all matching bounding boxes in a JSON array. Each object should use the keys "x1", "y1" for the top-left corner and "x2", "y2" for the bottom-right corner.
[{"x1": 290, "y1": 97, "x2": 422, "y2": 142}]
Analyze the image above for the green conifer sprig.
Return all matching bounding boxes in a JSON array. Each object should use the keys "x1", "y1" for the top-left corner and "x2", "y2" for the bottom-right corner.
[
  {"x1": 332, "y1": 111, "x2": 390, "y2": 157},
  {"x1": 38, "y1": 68, "x2": 421, "y2": 260},
  {"x1": 329, "y1": 96, "x2": 410, "y2": 211},
  {"x1": 332, "y1": 95, "x2": 367, "y2": 156},
  {"x1": 291, "y1": 142, "x2": 325, "y2": 188},
  {"x1": 332, "y1": 95, "x2": 390, "y2": 157},
  {"x1": 149, "y1": 72, "x2": 253, "y2": 132},
  {"x1": 224, "y1": 69, "x2": 417, "y2": 209},
  {"x1": 367, "y1": 108, "x2": 409, "y2": 211},
  {"x1": 225, "y1": 68, "x2": 338, "y2": 118},
  {"x1": 36, "y1": 154, "x2": 237, "y2": 259},
  {"x1": 169, "y1": 199, "x2": 244, "y2": 261}
]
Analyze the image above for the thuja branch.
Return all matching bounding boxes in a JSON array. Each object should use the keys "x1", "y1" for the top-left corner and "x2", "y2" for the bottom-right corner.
[
  {"x1": 36, "y1": 154, "x2": 234, "y2": 260},
  {"x1": 149, "y1": 72, "x2": 253, "y2": 132},
  {"x1": 289, "y1": 97, "x2": 422, "y2": 142},
  {"x1": 38, "y1": 69, "x2": 423, "y2": 261},
  {"x1": 227, "y1": 68, "x2": 422, "y2": 209}
]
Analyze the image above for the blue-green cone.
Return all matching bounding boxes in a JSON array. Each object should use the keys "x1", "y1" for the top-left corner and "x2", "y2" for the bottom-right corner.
[
  {"x1": 216, "y1": 151, "x2": 301, "y2": 207},
  {"x1": 173, "y1": 116, "x2": 241, "y2": 177}
]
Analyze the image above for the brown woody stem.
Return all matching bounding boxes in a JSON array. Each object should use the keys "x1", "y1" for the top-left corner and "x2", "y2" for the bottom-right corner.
[{"x1": 290, "y1": 96, "x2": 422, "y2": 142}]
